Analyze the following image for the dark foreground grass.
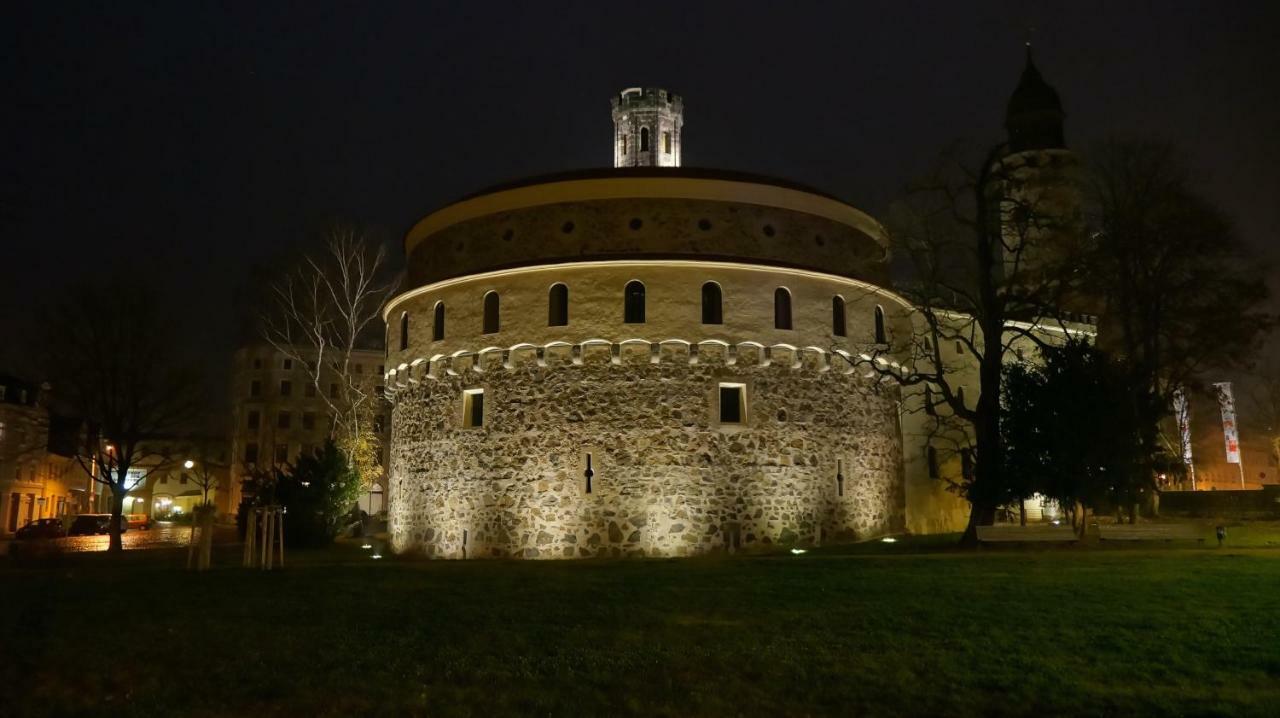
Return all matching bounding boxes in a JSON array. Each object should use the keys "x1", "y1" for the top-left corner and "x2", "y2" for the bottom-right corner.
[{"x1": 2, "y1": 539, "x2": 1278, "y2": 717}]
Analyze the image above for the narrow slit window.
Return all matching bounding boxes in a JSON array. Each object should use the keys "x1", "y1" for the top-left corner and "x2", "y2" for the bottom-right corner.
[
  {"x1": 548, "y1": 283, "x2": 569, "y2": 326},
  {"x1": 640, "y1": 127, "x2": 650, "y2": 152},
  {"x1": 874, "y1": 305, "x2": 887, "y2": 343},
  {"x1": 663, "y1": 131, "x2": 672, "y2": 154},
  {"x1": 624, "y1": 280, "x2": 646, "y2": 324},
  {"x1": 927, "y1": 447, "x2": 940, "y2": 478},
  {"x1": 774, "y1": 288, "x2": 792, "y2": 330},
  {"x1": 832, "y1": 296, "x2": 847, "y2": 337},
  {"x1": 836, "y1": 459, "x2": 845, "y2": 497},
  {"x1": 433, "y1": 302, "x2": 445, "y2": 341},
  {"x1": 399, "y1": 311, "x2": 409, "y2": 351},
  {"x1": 718, "y1": 383, "x2": 746, "y2": 424},
  {"x1": 701, "y1": 282, "x2": 723, "y2": 325},
  {"x1": 463, "y1": 389, "x2": 485, "y2": 428},
  {"x1": 621, "y1": 135, "x2": 627, "y2": 156},
  {"x1": 584, "y1": 453, "x2": 594, "y2": 494},
  {"x1": 483, "y1": 292, "x2": 500, "y2": 334}
]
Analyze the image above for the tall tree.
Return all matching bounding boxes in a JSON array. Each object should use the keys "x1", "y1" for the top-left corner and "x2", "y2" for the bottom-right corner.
[
  {"x1": 1082, "y1": 139, "x2": 1271, "y2": 514},
  {"x1": 260, "y1": 226, "x2": 399, "y2": 493},
  {"x1": 42, "y1": 281, "x2": 203, "y2": 552},
  {"x1": 845, "y1": 143, "x2": 1081, "y2": 544}
]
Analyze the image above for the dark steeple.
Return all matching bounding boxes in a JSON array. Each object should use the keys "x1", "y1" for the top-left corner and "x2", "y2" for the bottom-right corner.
[{"x1": 1004, "y1": 45, "x2": 1066, "y2": 153}]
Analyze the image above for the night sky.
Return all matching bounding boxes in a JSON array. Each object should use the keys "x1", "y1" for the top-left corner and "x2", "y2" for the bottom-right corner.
[{"x1": 4, "y1": 1, "x2": 1278, "y2": 377}]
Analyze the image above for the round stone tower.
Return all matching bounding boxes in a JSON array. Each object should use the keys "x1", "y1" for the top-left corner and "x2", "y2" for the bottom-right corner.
[
  {"x1": 611, "y1": 87, "x2": 683, "y2": 168},
  {"x1": 383, "y1": 93, "x2": 912, "y2": 560}
]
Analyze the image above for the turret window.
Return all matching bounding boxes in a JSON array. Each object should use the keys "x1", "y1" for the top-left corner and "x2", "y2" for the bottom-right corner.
[
  {"x1": 548, "y1": 283, "x2": 569, "y2": 327},
  {"x1": 433, "y1": 302, "x2": 445, "y2": 341},
  {"x1": 663, "y1": 131, "x2": 672, "y2": 154},
  {"x1": 874, "y1": 305, "x2": 887, "y2": 344},
  {"x1": 624, "y1": 281, "x2": 646, "y2": 324},
  {"x1": 399, "y1": 311, "x2": 409, "y2": 351},
  {"x1": 483, "y1": 291, "x2": 500, "y2": 334},
  {"x1": 621, "y1": 135, "x2": 627, "y2": 156},
  {"x1": 640, "y1": 127, "x2": 650, "y2": 152},
  {"x1": 832, "y1": 296, "x2": 847, "y2": 337},
  {"x1": 701, "y1": 282, "x2": 723, "y2": 325},
  {"x1": 774, "y1": 288, "x2": 792, "y2": 330}
]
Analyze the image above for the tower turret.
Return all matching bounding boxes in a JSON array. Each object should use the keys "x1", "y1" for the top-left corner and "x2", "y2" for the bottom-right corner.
[
  {"x1": 611, "y1": 87, "x2": 683, "y2": 168},
  {"x1": 1004, "y1": 47, "x2": 1066, "y2": 153}
]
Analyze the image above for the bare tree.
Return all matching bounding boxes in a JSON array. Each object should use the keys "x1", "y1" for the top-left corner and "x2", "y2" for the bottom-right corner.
[
  {"x1": 261, "y1": 226, "x2": 399, "y2": 490},
  {"x1": 838, "y1": 143, "x2": 1083, "y2": 544},
  {"x1": 1082, "y1": 139, "x2": 1272, "y2": 514},
  {"x1": 42, "y1": 282, "x2": 204, "y2": 552}
]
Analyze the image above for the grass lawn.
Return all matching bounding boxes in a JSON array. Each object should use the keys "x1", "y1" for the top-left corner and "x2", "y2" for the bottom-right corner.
[{"x1": 2, "y1": 535, "x2": 1278, "y2": 717}]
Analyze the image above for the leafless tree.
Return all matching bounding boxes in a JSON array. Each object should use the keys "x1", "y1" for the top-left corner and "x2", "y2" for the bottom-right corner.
[
  {"x1": 261, "y1": 226, "x2": 399, "y2": 489},
  {"x1": 837, "y1": 143, "x2": 1083, "y2": 544},
  {"x1": 41, "y1": 282, "x2": 204, "y2": 552}
]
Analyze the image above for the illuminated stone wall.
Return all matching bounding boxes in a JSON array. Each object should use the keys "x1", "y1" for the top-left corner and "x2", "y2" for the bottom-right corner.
[{"x1": 388, "y1": 342, "x2": 904, "y2": 558}]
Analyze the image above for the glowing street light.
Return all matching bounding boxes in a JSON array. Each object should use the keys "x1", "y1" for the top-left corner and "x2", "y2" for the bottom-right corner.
[{"x1": 183, "y1": 460, "x2": 195, "y2": 469}]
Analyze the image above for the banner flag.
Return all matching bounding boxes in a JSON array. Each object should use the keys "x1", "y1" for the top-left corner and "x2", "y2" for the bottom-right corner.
[
  {"x1": 1173, "y1": 387, "x2": 1194, "y2": 467},
  {"x1": 1213, "y1": 382, "x2": 1241, "y2": 464}
]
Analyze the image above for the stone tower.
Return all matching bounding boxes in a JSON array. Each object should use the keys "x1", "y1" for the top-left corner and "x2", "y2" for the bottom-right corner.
[
  {"x1": 611, "y1": 87, "x2": 683, "y2": 168},
  {"x1": 991, "y1": 46, "x2": 1084, "y2": 285}
]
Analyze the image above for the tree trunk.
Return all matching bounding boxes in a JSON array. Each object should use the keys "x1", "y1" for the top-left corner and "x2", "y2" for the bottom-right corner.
[
  {"x1": 1077, "y1": 504, "x2": 1090, "y2": 540},
  {"x1": 959, "y1": 502, "x2": 996, "y2": 546},
  {"x1": 1019, "y1": 500, "x2": 1028, "y2": 526},
  {"x1": 108, "y1": 490, "x2": 125, "y2": 553}
]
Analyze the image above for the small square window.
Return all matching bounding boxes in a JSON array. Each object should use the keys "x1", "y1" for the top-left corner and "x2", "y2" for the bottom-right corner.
[
  {"x1": 283, "y1": 358, "x2": 293, "y2": 370},
  {"x1": 463, "y1": 389, "x2": 485, "y2": 428},
  {"x1": 329, "y1": 384, "x2": 339, "y2": 399},
  {"x1": 250, "y1": 380, "x2": 261, "y2": 397},
  {"x1": 718, "y1": 383, "x2": 746, "y2": 424},
  {"x1": 280, "y1": 380, "x2": 292, "y2": 397},
  {"x1": 252, "y1": 358, "x2": 262, "y2": 370},
  {"x1": 302, "y1": 412, "x2": 315, "y2": 431},
  {"x1": 244, "y1": 443, "x2": 259, "y2": 464},
  {"x1": 305, "y1": 383, "x2": 316, "y2": 398},
  {"x1": 278, "y1": 411, "x2": 291, "y2": 429},
  {"x1": 274, "y1": 444, "x2": 289, "y2": 463},
  {"x1": 247, "y1": 411, "x2": 260, "y2": 430}
]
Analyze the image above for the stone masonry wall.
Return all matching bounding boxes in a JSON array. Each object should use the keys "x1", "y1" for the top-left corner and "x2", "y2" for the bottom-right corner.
[{"x1": 388, "y1": 344, "x2": 904, "y2": 559}]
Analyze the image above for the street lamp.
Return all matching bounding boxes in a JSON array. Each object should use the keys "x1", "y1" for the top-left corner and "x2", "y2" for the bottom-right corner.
[{"x1": 183, "y1": 460, "x2": 195, "y2": 469}]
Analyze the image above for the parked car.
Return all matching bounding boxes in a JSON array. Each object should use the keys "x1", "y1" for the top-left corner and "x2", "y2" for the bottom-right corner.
[
  {"x1": 126, "y1": 513, "x2": 152, "y2": 530},
  {"x1": 67, "y1": 514, "x2": 128, "y2": 536},
  {"x1": 14, "y1": 518, "x2": 67, "y2": 540}
]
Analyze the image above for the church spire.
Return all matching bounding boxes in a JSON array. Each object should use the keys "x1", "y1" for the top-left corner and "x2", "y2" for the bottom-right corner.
[{"x1": 1004, "y1": 44, "x2": 1066, "y2": 153}]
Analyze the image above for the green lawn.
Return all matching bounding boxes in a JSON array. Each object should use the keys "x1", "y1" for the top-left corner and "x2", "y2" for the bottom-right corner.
[{"x1": 3, "y1": 536, "x2": 1279, "y2": 717}]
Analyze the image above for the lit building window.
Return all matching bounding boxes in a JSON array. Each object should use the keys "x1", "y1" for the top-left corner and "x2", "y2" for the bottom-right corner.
[
  {"x1": 718, "y1": 383, "x2": 747, "y2": 424},
  {"x1": 463, "y1": 389, "x2": 485, "y2": 428}
]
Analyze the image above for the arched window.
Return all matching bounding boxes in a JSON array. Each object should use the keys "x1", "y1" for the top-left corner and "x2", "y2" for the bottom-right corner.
[
  {"x1": 548, "y1": 283, "x2": 569, "y2": 326},
  {"x1": 874, "y1": 305, "x2": 887, "y2": 343},
  {"x1": 432, "y1": 301, "x2": 445, "y2": 341},
  {"x1": 832, "y1": 296, "x2": 847, "y2": 337},
  {"x1": 624, "y1": 281, "x2": 646, "y2": 323},
  {"x1": 701, "y1": 282, "x2": 723, "y2": 325},
  {"x1": 398, "y1": 311, "x2": 409, "y2": 351},
  {"x1": 640, "y1": 127, "x2": 650, "y2": 152},
  {"x1": 483, "y1": 292, "x2": 500, "y2": 334},
  {"x1": 774, "y1": 288, "x2": 792, "y2": 330}
]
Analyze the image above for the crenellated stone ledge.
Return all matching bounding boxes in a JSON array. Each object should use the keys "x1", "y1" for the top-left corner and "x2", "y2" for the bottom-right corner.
[{"x1": 382, "y1": 338, "x2": 886, "y2": 398}]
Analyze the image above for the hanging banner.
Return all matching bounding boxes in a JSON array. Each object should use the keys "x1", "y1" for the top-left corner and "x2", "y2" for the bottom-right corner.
[
  {"x1": 1172, "y1": 387, "x2": 1194, "y2": 467},
  {"x1": 1213, "y1": 382, "x2": 1241, "y2": 464}
]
